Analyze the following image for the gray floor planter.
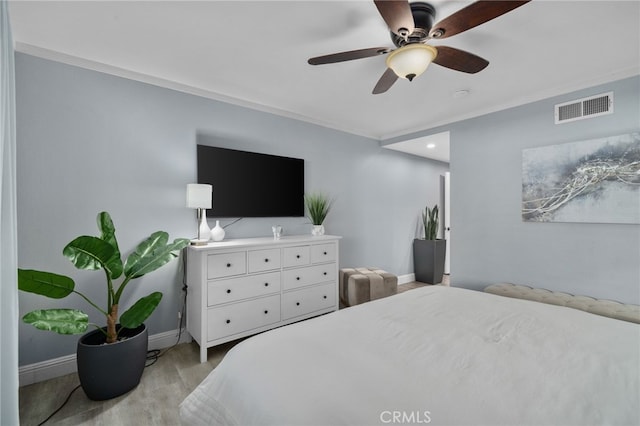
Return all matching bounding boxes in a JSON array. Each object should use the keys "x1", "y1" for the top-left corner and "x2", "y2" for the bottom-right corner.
[
  {"x1": 77, "y1": 324, "x2": 148, "y2": 400},
  {"x1": 413, "y1": 239, "x2": 447, "y2": 284}
]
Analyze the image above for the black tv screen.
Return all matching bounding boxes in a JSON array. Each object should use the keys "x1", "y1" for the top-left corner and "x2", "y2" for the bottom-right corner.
[{"x1": 197, "y1": 145, "x2": 305, "y2": 218}]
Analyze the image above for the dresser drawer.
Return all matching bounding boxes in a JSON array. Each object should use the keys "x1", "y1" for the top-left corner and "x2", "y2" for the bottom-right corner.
[
  {"x1": 282, "y1": 282, "x2": 336, "y2": 321},
  {"x1": 310, "y1": 243, "x2": 336, "y2": 264},
  {"x1": 207, "y1": 294, "x2": 280, "y2": 341},
  {"x1": 282, "y1": 263, "x2": 336, "y2": 290},
  {"x1": 248, "y1": 248, "x2": 281, "y2": 273},
  {"x1": 207, "y1": 252, "x2": 246, "y2": 279},
  {"x1": 283, "y1": 245, "x2": 310, "y2": 268},
  {"x1": 207, "y1": 272, "x2": 281, "y2": 306}
]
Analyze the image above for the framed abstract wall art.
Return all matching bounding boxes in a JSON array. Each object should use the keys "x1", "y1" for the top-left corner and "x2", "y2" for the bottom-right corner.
[{"x1": 522, "y1": 132, "x2": 640, "y2": 224}]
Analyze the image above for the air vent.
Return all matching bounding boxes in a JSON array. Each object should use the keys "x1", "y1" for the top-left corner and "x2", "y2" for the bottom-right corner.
[{"x1": 555, "y1": 92, "x2": 613, "y2": 124}]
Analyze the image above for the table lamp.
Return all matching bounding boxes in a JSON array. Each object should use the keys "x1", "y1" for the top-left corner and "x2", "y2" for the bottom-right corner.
[{"x1": 187, "y1": 183, "x2": 212, "y2": 246}]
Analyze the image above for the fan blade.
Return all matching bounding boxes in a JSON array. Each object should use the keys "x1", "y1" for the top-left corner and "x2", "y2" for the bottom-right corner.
[
  {"x1": 429, "y1": 1, "x2": 530, "y2": 39},
  {"x1": 432, "y1": 46, "x2": 489, "y2": 74},
  {"x1": 374, "y1": 0, "x2": 415, "y2": 38},
  {"x1": 308, "y1": 47, "x2": 391, "y2": 65},
  {"x1": 372, "y1": 68, "x2": 399, "y2": 94}
]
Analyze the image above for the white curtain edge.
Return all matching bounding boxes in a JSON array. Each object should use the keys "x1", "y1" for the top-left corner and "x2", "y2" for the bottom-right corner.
[{"x1": 1, "y1": 0, "x2": 20, "y2": 424}]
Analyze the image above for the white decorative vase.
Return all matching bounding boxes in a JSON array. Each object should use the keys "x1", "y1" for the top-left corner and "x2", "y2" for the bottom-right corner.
[
  {"x1": 210, "y1": 220, "x2": 225, "y2": 242},
  {"x1": 312, "y1": 224, "x2": 325, "y2": 236}
]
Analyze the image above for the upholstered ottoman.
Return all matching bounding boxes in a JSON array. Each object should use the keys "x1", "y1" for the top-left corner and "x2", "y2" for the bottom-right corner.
[
  {"x1": 484, "y1": 283, "x2": 640, "y2": 324},
  {"x1": 339, "y1": 268, "x2": 398, "y2": 307}
]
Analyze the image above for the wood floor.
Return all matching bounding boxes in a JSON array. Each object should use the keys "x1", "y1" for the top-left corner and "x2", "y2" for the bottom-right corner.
[
  {"x1": 19, "y1": 339, "x2": 242, "y2": 426},
  {"x1": 19, "y1": 279, "x2": 444, "y2": 425}
]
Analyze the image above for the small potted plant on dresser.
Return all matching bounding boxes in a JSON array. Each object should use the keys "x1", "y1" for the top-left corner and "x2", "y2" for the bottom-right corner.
[
  {"x1": 413, "y1": 204, "x2": 446, "y2": 284},
  {"x1": 18, "y1": 211, "x2": 189, "y2": 400},
  {"x1": 305, "y1": 192, "x2": 333, "y2": 236}
]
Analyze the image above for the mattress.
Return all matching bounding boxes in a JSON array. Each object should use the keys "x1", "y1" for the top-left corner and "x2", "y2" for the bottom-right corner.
[{"x1": 180, "y1": 285, "x2": 640, "y2": 426}]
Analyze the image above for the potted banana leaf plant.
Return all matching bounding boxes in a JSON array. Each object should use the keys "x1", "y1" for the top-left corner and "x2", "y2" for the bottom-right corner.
[
  {"x1": 413, "y1": 204, "x2": 446, "y2": 284},
  {"x1": 18, "y1": 211, "x2": 189, "y2": 400}
]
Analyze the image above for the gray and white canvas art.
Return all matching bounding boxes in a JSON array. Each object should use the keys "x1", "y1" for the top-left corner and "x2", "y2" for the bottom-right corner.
[{"x1": 522, "y1": 133, "x2": 640, "y2": 224}]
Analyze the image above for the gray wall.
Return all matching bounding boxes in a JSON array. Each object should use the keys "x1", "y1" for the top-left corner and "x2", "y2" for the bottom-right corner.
[
  {"x1": 409, "y1": 76, "x2": 639, "y2": 303},
  {"x1": 16, "y1": 53, "x2": 448, "y2": 365}
]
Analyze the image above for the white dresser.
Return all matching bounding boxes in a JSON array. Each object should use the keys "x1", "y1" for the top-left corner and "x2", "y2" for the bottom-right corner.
[{"x1": 186, "y1": 235, "x2": 341, "y2": 362}]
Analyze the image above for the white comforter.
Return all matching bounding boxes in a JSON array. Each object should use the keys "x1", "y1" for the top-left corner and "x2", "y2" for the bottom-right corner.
[{"x1": 180, "y1": 286, "x2": 640, "y2": 426}]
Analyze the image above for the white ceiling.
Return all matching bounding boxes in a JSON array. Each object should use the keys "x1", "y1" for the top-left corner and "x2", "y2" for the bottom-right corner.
[
  {"x1": 8, "y1": 0, "x2": 640, "y2": 162},
  {"x1": 384, "y1": 131, "x2": 450, "y2": 162}
]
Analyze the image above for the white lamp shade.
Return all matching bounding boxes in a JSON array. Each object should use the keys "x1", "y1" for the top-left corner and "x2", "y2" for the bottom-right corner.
[
  {"x1": 186, "y1": 184, "x2": 212, "y2": 209},
  {"x1": 386, "y1": 44, "x2": 437, "y2": 81}
]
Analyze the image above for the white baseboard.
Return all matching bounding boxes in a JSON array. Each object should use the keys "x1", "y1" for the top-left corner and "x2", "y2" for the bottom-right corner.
[
  {"x1": 397, "y1": 273, "x2": 415, "y2": 285},
  {"x1": 19, "y1": 273, "x2": 418, "y2": 387},
  {"x1": 19, "y1": 353, "x2": 78, "y2": 388},
  {"x1": 19, "y1": 328, "x2": 191, "y2": 387}
]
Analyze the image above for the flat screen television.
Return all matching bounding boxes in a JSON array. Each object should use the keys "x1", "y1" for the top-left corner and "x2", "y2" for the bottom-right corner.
[{"x1": 197, "y1": 145, "x2": 305, "y2": 218}]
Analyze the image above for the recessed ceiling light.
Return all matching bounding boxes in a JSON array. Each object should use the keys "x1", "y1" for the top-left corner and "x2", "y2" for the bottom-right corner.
[
  {"x1": 426, "y1": 143, "x2": 436, "y2": 149},
  {"x1": 453, "y1": 89, "x2": 470, "y2": 99}
]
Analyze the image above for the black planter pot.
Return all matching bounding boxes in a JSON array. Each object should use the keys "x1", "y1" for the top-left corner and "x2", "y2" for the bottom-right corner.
[
  {"x1": 413, "y1": 239, "x2": 447, "y2": 284},
  {"x1": 77, "y1": 324, "x2": 148, "y2": 401}
]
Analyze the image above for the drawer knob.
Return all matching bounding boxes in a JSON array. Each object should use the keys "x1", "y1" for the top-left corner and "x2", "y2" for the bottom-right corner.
[
  {"x1": 296, "y1": 255, "x2": 300, "y2": 259},
  {"x1": 264, "y1": 258, "x2": 269, "y2": 263},
  {"x1": 264, "y1": 310, "x2": 269, "y2": 314},
  {"x1": 226, "y1": 319, "x2": 231, "y2": 324},
  {"x1": 323, "y1": 272, "x2": 327, "y2": 276},
  {"x1": 264, "y1": 282, "x2": 269, "y2": 287},
  {"x1": 296, "y1": 277, "x2": 300, "y2": 281},
  {"x1": 226, "y1": 289, "x2": 231, "y2": 294},
  {"x1": 323, "y1": 251, "x2": 327, "y2": 255},
  {"x1": 296, "y1": 302, "x2": 300, "y2": 306},
  {"x1": 323, "y1": 295, "x2": 327, "y2": 299},
  {"x1": 226, "y1": 263, "x2": 231, "y2": 268}
]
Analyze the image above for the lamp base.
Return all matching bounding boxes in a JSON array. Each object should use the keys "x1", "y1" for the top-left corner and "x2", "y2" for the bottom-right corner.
[{"x1": 190, "y1": 239, "x2": 210, "y2": 246}]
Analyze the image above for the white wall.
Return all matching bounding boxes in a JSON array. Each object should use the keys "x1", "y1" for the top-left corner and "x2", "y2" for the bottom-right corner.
[{"x1": 15, "y1": 53, "x2": 448, "y2": 365}]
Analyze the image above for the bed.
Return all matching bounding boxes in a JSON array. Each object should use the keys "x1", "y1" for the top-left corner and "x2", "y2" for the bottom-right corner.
[{"x1": 180, "y1": 285, "x2": 640, "y2": 425}]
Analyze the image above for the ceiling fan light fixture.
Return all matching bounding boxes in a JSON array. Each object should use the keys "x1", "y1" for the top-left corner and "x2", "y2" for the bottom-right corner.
[{"x1": 386, "y1": 44, "x2": 437, "y2": 81}]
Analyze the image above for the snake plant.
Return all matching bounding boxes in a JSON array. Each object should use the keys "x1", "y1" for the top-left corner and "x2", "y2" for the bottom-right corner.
[
  {"x1": 18, "y1": 211, "x2": 189, "y2": 344},
  {"x1": 422, "y1": 204, "x2": 439, "y2": 240}
]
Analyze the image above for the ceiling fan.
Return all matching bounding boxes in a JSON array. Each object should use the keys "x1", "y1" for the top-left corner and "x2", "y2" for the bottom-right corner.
[{"x1": 307, "y1": 0, "x2": 530, "y2": 94}]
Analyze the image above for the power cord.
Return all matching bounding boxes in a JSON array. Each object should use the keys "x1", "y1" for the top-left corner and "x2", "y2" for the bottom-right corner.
[
  {"x1": 222, "y1": 217, "x2": 243, "y2": 229},
  {"x1": 145, "y1": 260, "x2": 187, "y2": 368},
  {"x1": 144, "y1": 250, "x2": 189, "y2": 367},
  {"x1": 38, "y1": 314, "x2": 188, "y2": 424},
  {"x1": 144, "y1": 313, "x2": 186, "y2": 367},
  {"x1": 36, "y1": 384, "x2": 82, "y2": 426},
  {"x1": 36, "y1": 251, "x2": 191, "y2": 424}
]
